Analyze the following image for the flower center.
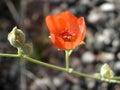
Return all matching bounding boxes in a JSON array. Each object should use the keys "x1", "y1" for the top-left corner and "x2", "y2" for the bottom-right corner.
[{"x1": 61, "y1": 31, "x2": 75, "y2": 41}]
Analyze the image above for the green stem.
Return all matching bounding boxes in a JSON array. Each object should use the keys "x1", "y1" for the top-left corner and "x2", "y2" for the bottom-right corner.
[
  {"x1": 110, "y1": 76, "x2": 120, "y2": 80},
  {"x1": 22, "y1": 56, "x2": 66, "y2": 72},
  {"x1": 0, "y1": 53, "x2": 19, "y2": 58},
  {"x1": 65, "y1": 50, "x2": 70, "y2": 71},
  {"x1": 17, "y1": 47, "x2": 22, "y2": 56},
  {"x1": 0, "y1": 53, "x2": 120, "y2": 83},
  {"x1": 21, "y1": 55, "x2": 98, "y2": 80},
  {"x1": 72, "y1": 71, "x2": 98, "y2": 79}
]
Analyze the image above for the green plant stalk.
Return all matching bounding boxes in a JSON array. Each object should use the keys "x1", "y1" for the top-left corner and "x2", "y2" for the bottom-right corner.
[
  {"x1": 65, "y1": 50, "x2": 70, "y2": 71},
  {"x1": 0, "y1": 53, "x2": 120, "y2": 83},
  {"x1": 22, "y1": 56, "x2": 66, "y2": 72},
  {"x1": 18, "y1": 47, "x2": 22, "y2": 56},
  {"x1": 0, "y1": 53, "x2": 96, "y2": 79},
  {"x1": 0, "y1": 53, "x2": 19, "y2": 58},
  {"x1": 110, "y1": 77, "x2": 120, "y2": 80}
]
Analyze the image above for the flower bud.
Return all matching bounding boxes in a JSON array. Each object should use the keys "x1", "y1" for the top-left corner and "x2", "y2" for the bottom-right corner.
[
  {"x1": 100, "y1": 64, "x2": 114, "y2": 78},
  {"x1": 21, "y1": 43, "x2": 33, "y2": 56},
  {"x1": 8, "y1": 26, "x2": 25, "y2": 48}
]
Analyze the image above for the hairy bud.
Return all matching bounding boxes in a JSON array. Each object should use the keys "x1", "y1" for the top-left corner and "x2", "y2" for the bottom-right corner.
[
  {"x1": 100, "y1": 64, "x2": 114, "y2": 78},
  {"x1": 8, "y1": 26, "x2": 25, "y2": 48}
]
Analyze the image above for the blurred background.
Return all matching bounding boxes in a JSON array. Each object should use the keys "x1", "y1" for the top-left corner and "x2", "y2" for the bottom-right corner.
[{"x1": 0, "y1": 0, "x2": 120, "y2": 90}]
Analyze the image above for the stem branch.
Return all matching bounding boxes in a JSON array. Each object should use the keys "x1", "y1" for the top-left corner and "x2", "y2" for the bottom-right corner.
[{"x1": 0, "y1": 53, "x2": 120, "y2": 83}]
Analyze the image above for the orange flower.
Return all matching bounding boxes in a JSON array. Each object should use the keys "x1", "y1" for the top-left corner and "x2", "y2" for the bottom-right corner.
[{"x1": 45, "y1": 11, "x2": 86, "y2": 50}]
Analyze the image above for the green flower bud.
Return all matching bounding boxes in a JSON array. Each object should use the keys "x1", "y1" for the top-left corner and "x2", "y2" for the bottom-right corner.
[
  {"x1": 100, "y1": 64, "x2": 114, "y2": 78},
  {"x1": 21, "y1": 43, "x2": 33, "y2": 56},
  {"x1": 8, "y1": 26, "x2": 25, "y2": 48}
]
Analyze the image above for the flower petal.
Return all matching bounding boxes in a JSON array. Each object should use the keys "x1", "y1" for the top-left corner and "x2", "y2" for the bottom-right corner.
[
  {"x1": 46, "y1": 16, "x2": 59, "y2": 34},
  {"x1": 60, "y1": 11, "x2": 79, "y2": 35},
  {"x1": 46, "y1": 11, "x2": 79, "y2": 36},
  {"x1": 50, "y1": 33, "x2": 75, "y2": 50},
  {"x1": 75, "y1": 17, "x2": 86, "y2": 46}
]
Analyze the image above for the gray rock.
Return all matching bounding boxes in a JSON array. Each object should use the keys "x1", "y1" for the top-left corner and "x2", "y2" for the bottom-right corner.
[
  {"x1": 99, "y1": 52, "x2": 115, "y2": 62},
  {"x1": 81, "y1": 51, "x2": 95, "y2": 63},
  {"x1": 99, "y1": 3, "x2": 115, "y2": 12},
  {"x1": 87, "y1": 8, "x2": 106, "y2": 23},
  {"x1": 117, "y1": 52, "x2": 120, "y2": 60},
  {"x1": 114, "y1": 61, "x2": 120, "y2": 70}
]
